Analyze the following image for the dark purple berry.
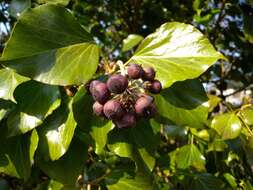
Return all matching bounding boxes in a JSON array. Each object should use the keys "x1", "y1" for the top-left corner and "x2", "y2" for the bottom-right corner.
[
  {"x1": 93, "y1": 101, "x2": 104, "y2": 117},
  {"x1": 91, "y1": 83, "x2": 110, "y2": 104},
  {"x1": 142, "y1": 67, "x2": 155, "y2": 81},
  {"x1": 103, "y1": 99, "x2": 124, "y2": 119},
  {"x1": 134, "y1": 95, "x2": 154, "y2": 117},
  {"x1": 127, "y1": 64, "x2": 144, "y2": 79},
  {"x1": 89, "y1": 80, "x2": 101, "y2": 94},
  {"x1": 147, "y1": 103, "x2": 157, "y2": 118},
  {"x1": 114, "y1": 112, "x2": 136, "y2": 128},
  {"x1": 149, "y1": 80, "x2": 162, "y2": 94},
  {"x1": 107, "y1": 74, "x2": 128, "y2": 94}
]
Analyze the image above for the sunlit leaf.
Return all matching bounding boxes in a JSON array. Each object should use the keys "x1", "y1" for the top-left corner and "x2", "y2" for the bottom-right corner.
[
  {"x1": 1, "y1": 4, "x2": 99, "y2": 86},
  {"x1": 0, "y1": 68, "x2": 29, "y2": 102},
  {"x1": 211, "y1": 113, "x2": 242, "y2": 140},
  {"x1": 122, "y1": 34, "x2": 144, "y2": 52},
  {"x1": 127, "y1": 22, "x2": 224, "y2": 88}
]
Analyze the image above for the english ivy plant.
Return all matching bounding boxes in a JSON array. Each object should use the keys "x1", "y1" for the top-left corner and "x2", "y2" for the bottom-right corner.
[{"x1": 0, "y1": 3, "x2": 253, "y2": 190}]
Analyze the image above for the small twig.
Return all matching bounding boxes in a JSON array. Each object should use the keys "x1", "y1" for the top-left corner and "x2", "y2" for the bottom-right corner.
[{"x1": 224, "y1": 83, "x2": 252, "y2": 98}]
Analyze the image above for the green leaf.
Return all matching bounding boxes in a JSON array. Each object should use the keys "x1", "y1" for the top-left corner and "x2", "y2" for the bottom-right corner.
[
  {"x1": 122, "y1": 34, "x2": 144, "y2": 52},
  {"x1": 7, "y1": 80, "x2": 61, "y2": 136},
  {"x1": 9, "y1": 0, "x2": 31, "y2": 18},
  {"x1": 37, "y1": 138, "x2": 87, "y2": 187},
  {"x1": 223, "y1": 173, "x2": 237, "y2": 189},
  {"x1": 0, "y1": 99, "x2": 15, "y2": 121},
  {"x1": 90, "y1": 120, "x2": 114, "y2": 154},
  {"x1": 207, "y1": 139, "x2": 228, "y2": 152},
  {"x1": 155, "y1": 79, "x2": 209, "y2": 128},
  {"x1": 107, "y1": 173, "x2": 154, "y2": 190},
  {"x1": 243, "y1": 14, "x2": 253, "y2": 43},
  {"x1": 72, "y1": 88, "x2": 115, "y2": 154},
  {"x1": 176, "y1": 144, "x2": 206, "y2": 171},
  {"x1": 0, "y1": 129, "x2": 39, "y2": 181},
  {"x1": 211, "y1": 113, "x2": 242, "y2": 140},
  {"x1": 127, "y1": 22, "x2": 223, "y2": 88},
  {"x1": 107, "y1": 120, "x2": 159, "y2": 171},
  {"x1": 207, "y1": 94, "x2": 221, "y2": 112},
  {"x1": 190, "y1": 173, "x2": 225, "y2": 190},
  {"x1": 36, "y1": 0, "x2": 70, "y2": 6},
  {"x1": 240, "y1": 107, "x2": 253, "y2": 126},
  {"x1": 38, "y1": 100, "x2": 76, "y2": 161},
  {"x1": 0, "y1": 68, "x2": 29, "y2": 102},
  {"x1": 1, "y1": 4, "x2": 99, "y2": 86}
]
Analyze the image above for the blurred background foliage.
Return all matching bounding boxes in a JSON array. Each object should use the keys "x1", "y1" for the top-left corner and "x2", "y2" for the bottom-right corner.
[{"x1": 0, "y1": 0, "x2": 253, "y2": 189}]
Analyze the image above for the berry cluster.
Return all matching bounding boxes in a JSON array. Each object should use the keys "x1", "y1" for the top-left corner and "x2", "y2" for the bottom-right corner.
[{"x1": 87, "y1": 63, "x2": 162, "y2": 128}]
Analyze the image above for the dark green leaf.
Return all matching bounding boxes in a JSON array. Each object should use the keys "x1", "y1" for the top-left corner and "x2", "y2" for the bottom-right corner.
[
  {"x1": 1, "y1": 4, "x2": 99, "y2": 86},
  {"x1": 190, "y1": 173, "x2": 225, "y2": 190},
  {"x1": 107, "y1": 120, "x2": 159, "y2": 171},
  {"x1": 0, "y1": 129, "x2": 39, "y2": 181},
  {"x1": 243, "y1": 14, "x2": 253, "y2": 43},
  {"x1": 7, "y1": 80, "x2": 61, "y2": 136},
  {"x1": 127, "y1": 22, "x2": 224, "y2": 88},
  {"x1": 37, "y1": 138, "x2": 87, "y2": 187},
  {"x1": 155, "y1": 79, "x2": 209, "y2": 128}
]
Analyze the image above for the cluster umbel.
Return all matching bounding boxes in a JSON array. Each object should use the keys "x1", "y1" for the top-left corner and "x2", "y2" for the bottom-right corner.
[{"x1": 87, "y1": 62, "x2": 162, "y2": 128}]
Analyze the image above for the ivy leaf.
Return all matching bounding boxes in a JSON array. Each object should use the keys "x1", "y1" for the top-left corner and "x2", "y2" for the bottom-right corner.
[
  {"x1": 37, "y1": 138, "x2": 87, "y2": 187},
  {"x1": 37, "y1": 100, "x2": 76, "y2": 161},
  {"x1": 175, "y1": 144, "x2": 206, "y2": 171},
  {"x1": 240, "y1": 107, "x2": 253, "y2": 126},
  {"x1": 243, "y1": 14, "x2": 253, "y2": 43},
  {"x1": 122, "y1": 34, "x2": 144, "y2": 52},
  {"x1": 106, "y1": 173, "x2": 154, "y2": 190},
  {"x1": 155, "y1": 79, "x2": 209, "y2": 128},
  {"x1": 190, "y1": 173, "x2": 225, "y2": 190},
  {"x1": 0, "y1": 129, "x2": 39, "y2": 181},
  {"x1": 107, "y1": 120, "x2": 159, "y2": 171},
  {"x1": 36, "y1": 0, "x2": 70, "y2": 6},
  {"x1": 127, "y1": 22, "x2": 224, "y2": 88},
  {"x1": 0, "y1": 99, "x2": 15, "y2": 121},
  {"x1": 1, "y1": 4, "x2": 99, "y2": 86},
  {"x1": 72, "y1": 88, "x2": 115, "y2": 154},
  {"x1": 0, "y1": 68, "x2": 29, "y2": 102},
  {"x1": 7, "y1": 80, "x2": 61, "y2": 136},
  {"x1": 211, "y1": 113, "x2": 242, "y2": 140}
]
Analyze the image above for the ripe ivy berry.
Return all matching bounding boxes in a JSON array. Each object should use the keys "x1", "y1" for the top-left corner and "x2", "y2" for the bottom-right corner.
[
  {"x1": 89, "y1": 80, "x2": 101, "y2": 94},
  {"x1": 114, "y1": 112, "x2": 136, "y2": 128},
  {"x1": 127, "y1": 64, "x2": 144, "y2": 79},
  {"x1": 134, "y1": 95, "x2": 154, "y2": 117},
  {"x1": 142, "y1": 67, "x2": 156, "y2": 81},
  {"x1": 103, "y1": 99, "x2": 124, "y2": 119},
  {"x1": 107, "y1": 74, "x2": 128, "y2": 94},
  {"x1": 93, "y1": 101, "x2": 104, "y2": 117},
  {"x1": 91, "y1": 82, "x2": 110, "y2": 104},
  {"x1": 149, "y1": 80, "x2": 162, "y2": 94}
]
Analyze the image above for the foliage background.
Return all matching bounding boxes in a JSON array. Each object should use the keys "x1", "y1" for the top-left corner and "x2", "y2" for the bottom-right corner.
[{"x1": 0, "y1": 0, "x2": 253, "y2": 189}]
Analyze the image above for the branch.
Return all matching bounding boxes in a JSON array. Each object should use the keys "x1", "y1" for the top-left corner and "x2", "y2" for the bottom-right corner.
[{"x1": 224, "y1": 83, "x2": 252, "y2": 98}]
